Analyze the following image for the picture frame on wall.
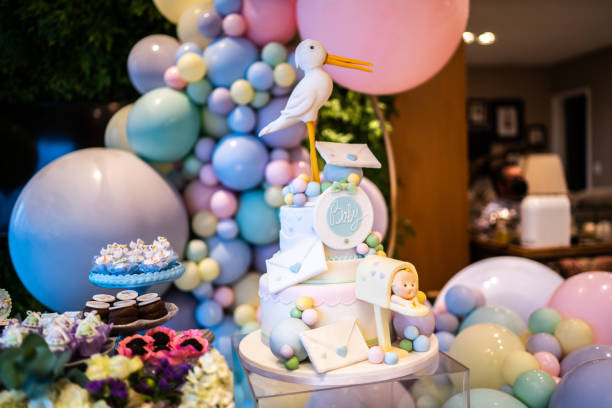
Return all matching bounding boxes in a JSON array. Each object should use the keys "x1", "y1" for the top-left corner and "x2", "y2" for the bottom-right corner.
[
  {"x1": 467, "y1": 98, "x2": 490, "y2": 131},
  {"x1": 491, "y1": 99, "x2": 524, "y2": 141},
  {"x1": 526, "y1": 124, "x2": 547, "y2": 148}
]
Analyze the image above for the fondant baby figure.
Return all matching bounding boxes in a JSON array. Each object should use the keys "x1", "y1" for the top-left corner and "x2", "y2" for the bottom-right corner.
[{"x1": 390, "y1": 269, "x2": 419, "y2": 307}]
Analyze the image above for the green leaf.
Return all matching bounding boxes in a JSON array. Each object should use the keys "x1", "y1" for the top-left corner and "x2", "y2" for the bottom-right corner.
[
  {"x1": 52, "y1": 350, "x2": 71, "y2": 377},
  {"x1": 21, "y1": 334, "x2": 47, "y2": 353},
  {"x1": 0, "y1": 358, "x2": 27, "y2": 389},
  {"x1": 66, "y1": 368, "x2": 89, "y2": 387},
  {"x1": 25, "y1": 346, "x2": 55, "y2": 377},
  {"x1": 23, "y1": 376, "x2": 53, "y2": 399}
]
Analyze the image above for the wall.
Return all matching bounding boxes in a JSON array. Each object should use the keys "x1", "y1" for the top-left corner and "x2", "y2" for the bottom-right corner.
[{"x1": 391, "y1": 45, "x2": 469, "y2": 292}]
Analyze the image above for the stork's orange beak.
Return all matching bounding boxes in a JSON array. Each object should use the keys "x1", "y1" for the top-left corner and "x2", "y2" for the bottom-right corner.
[{"x1": 325, "y1": 54, "x2": 373, "y2": 72}]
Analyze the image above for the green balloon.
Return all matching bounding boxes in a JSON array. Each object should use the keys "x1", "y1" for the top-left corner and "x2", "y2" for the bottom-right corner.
[
  {"x1": 442, "y1": 388, "x2": 527, "y2": 408},
  {"x1": 513, "y1": 369, "x2": 556, "y2": 408},
  {"x1": 528, "y1": 307, "x2": 562, "y2": 334}
]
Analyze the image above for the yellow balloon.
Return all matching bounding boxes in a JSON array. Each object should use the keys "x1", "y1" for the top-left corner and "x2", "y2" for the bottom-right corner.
[
  {"x1": 104, "y1": 104, "x2": 133, "y2": 152},
  {"x1": 273, "y1": 63, "x2": 296, "y2": 87},
  {"x1": 554, "y1": 318, "x2": 593, "y2": 355},
  {"x1": 519, "y1": 331, "x2": 532, "y2": 347},
  {"x1": 153, "y1": 0, "x2": 203, "y2": 23},
  {"x1": 449, "y1": 323, "x2": 525, "y2": 389},
  {"x1": 177, "y1": 53, "x2": 207, "y2": 82},
  {"x1": 234, "y1": 304, "x2": 256, "y2": 326},
  {"x1": 191, "y1": 210, "x2": 218, "y2": 238},
  {"x1": 233, "y1": 272, "x2": 261, "y2": 308},
  {"x1": 230, "y1": 79, "x2": 255, "y2": 105},
  {"x1": 502, "y1": 350, "x2": 540, "y2": 385},
  {"x1": 198, "y1": 258, "x2": 220, "y2": 281},
  {"x1": 177, "y1": 1, "x2": 215, "y2": 48},
  {"x1": 174, "y1": 261, "x2": 200, "y2": 291}
]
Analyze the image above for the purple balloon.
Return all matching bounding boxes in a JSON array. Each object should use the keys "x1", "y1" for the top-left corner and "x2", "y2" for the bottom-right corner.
[
  {"x1": 128, "y1": 35, "x2": 180, "y2": 94},
  {"x1": 560, "y1": 344, "x2": 612, "y2": 376},
  {"x1": 550, "y1": 359, "x2": 612, "y2": 408},
  {"x1": 435, "y1": 312, "x2": 459, "y2": 333},
  {"x1": 393, "y1": 312, "x2": 435, "y2": 339},
  {"x1": 163, "y1": 288, "x2": 200, "y2": 331},
  {"x1": 359, "y1": 177, "x2": 389, "y2": 239},
  {"x1": 197, "y1": 10, "x2": 223, "y2": 38},
  {"x1": 256, "y1": 97, "x2": 306, "y2": 148},
  {"x1": 194, "y1": 137, "x2": 216, "y2": 162},
  {"x1": 253, "y1": 242, "x2": 279, "y2": 273},
  {"x1": 526, "y1": 333, "x2": 563, "y2": 359},
  {"x1": 208, "y1": 87, "x2": 235, "y2": 115}
]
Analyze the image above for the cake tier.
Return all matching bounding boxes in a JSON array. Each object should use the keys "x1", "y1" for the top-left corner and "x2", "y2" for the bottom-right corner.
[
  {"x1": 259, "y1": 274, "x2": 388, "y2": 344},
  {"x1": 304, "y1": 258, "x2": 360, "y2": 283}
]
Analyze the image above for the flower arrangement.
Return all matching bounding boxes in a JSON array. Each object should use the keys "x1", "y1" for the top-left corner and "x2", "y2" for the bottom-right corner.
[{"x1": 179, "y1": 349, "x2": 234, "y2": 408}]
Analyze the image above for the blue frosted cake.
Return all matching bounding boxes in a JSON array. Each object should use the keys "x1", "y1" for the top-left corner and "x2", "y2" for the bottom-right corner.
[{"x1": 89, "y1": 237, "x2": 184, "y2": 288}]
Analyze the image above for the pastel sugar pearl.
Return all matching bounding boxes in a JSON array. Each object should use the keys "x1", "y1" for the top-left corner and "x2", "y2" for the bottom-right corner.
[
  {"x1": 399, "y1": 339, "x2": 413, "y2": 352},
  {"x1": 291, "y1": 177, "x2": 308, "y2": 193},
  {"x1": 384, "y1": 351, "x2": 399, "y2": 365},
  {"x1": 213, "y1": 286, "x2": 234, "y2": 308},
  {"x1": 284, "y1": 193, "x2": 294, "y2": 206},
  {"x1": 186, "y1": 239, "x2": 208, "y2": 262},
  {"x1": 280, "y1": 344, "x2": 294, "y2": 359},
  {"x1": 234, "y1": 304, "x2": 256, "y2": 326},
  {"x1": 347, "y1": 173, "x2": 360, "y2": 185},
  {"x1": 198, "y1": 257, "x2": 220, "y2": 281},
  {"x1": 305, "y1": 181, "x2": 321, "y2": 197},
  {"x1": 295, "y1": 296, "x2": 314, "y2": 311},
  {"x1": 356, "y1": 243, "x2": 369, "y2": 255},
  {"x1": 285, "y1": 356, "x2": 299, "y2": 370},
  {"x1": 301, "y1": 308, "x2": 318, "y2": 326},
  {"x1": 230, "y1": 79, "x2": 255, "y2": 105},
  {"x1": 404, "y1": 325, "x2": 419, "y2": 340},
  {"x1": 177, "y1": 53, "x2": 207, "y2": 82},
  {"x1": 368, "y1": 346, "x2": 384, "y2": 364},
  {"x1": 365, "y1": 233, "x2": 380, "y2": 248},
  {"x1": 413, "y1": 335, "x2": 430, "y2": 352},
  {"x1": 293, "y1": 193, "x2": 307, "y2": 207}
]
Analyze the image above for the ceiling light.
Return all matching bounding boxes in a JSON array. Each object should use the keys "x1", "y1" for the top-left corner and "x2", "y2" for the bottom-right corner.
[
  {"x1": 462, "y1": 32, "x2": 475, "y2": 44},
  {"x1": 478, "y1": 32, "x2": 496, "y2": 45}
]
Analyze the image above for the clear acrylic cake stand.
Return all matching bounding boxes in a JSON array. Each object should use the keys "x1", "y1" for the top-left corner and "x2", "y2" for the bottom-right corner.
[{"x1": 231, "y1": 334, "x2": 470, "y2": 408}]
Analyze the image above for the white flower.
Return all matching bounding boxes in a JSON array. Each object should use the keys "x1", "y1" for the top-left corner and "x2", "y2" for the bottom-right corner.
[
  {"x1": 179, "y1": 349, "x2": 234, "y2": 408},
  {"x1": 52, "y1": 379, "x2": 91, "y2": 408},
  {"x1": 0, "y1": 390, "x2": 27, "y2": 408}
]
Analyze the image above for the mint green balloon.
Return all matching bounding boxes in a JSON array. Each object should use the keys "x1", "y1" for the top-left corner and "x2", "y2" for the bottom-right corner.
[
  {"x1": 459, "y1": 306, "x2": 527, "y2": 335},
  {"x1": 528, "y1": 307, "x2": 562, "y2": 334},
  {"x1": 442, "y1": 389, "x2": 527, "y2": 408},
  {"x1": 513, "y1": 370, "x2": 556, "y2": 408},
  {"x1": 127, "y1": 87, "x2": 200, "y2": 162}
]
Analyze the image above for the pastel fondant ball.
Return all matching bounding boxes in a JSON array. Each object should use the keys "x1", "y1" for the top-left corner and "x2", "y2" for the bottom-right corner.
[
  {"x1": 269, "y1": 318, "x2": 310, "y2": 361},
  {"x1": 413, "y1": 335, "x2": 430, "y2": 352},
  {"x1": 526, "y1": 333, "x2": 562, "y2": 359},
  {"x1": 196, "y1": 9, "x2": 222, "y2": 38},
  {"x1": 214, "y1": 0, "x2": 241, "y2": 15},
  {"x1": 445, "y1": 285, "x2": 477, "y2": 316},
  {"x1": 235, "y1": 190, "x2": 280, "y2": 245},
  {"x1": 384, "y1": 351, "x2": 398, "y2": 365},
  {"x1": 550, "y1": 358, "x2": 612, "y2": 408},
  {"x1": 404, "y1": 325, "x2": 420, "y2": 340},
  {"x1": 393, "y1": 311, "x2": 435, "y2": 338},
  {"x1": 295, "y1": 296, "x2": 314, "y2": 311},
  {"x1": 212, "y1": 134, "x2": 269, "y2": 190},
  {"x1": 127, "y1": 87, "x2": 200, "y2": 162},
  {"x1": 435, "y1": 312, "x2": 460, "y2": 333},
  {"x1": 164, "y1": 66, "x2": 187, "y2": 89},
  {"x1": 502, "y1": 350, "x2": 540, "y2": 386},
  {"x1": 203, "y1": 36, "x2": 258, "y2": 87},
  {"x1": 529, "y1": 307, "x2": 562, "y2": 334},
  {"x1": 280, "y1": 344, "x2": 294, "y2": 359},
  {"x1": 399, "y1": 339, "x2": 413, "y2": 352},
  {"x1": 186, "y1": 239, "x2": 208, "y2": 262},
  {"x1": 207, "y1": 236, "x2": 252, "y2": 284},
  {"x1": 513, "y1": 369, "x2": 555, "y2": 408},
  {"x1": 368, "y1": 346, "x2": 384, "y2": 364},
  {"x1": 554, "y1": 318, "x2": 593, "y2": 355},
  {"x1": 301, "y1": 309, "x2": 318, "y2": 326},
  {"x1": 460, "y1": 305, "x2": 527, "y2": 335}
]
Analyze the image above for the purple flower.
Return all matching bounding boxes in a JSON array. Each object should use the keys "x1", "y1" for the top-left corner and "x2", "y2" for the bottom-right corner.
[
  {"x1": 158, "y1": 377, "x2": 169, "y2": 390},
  {"x1": 108, "y1": 379, "x2": 129, "y2": 400},
  {"x1": 86, "y1": 380, "x2": 105, "y2": 394}
]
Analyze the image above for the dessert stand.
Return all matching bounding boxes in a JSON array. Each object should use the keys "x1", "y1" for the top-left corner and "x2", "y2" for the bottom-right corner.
[{"x1": 232, "y1": 334, "x2": 469, "y2": 408}]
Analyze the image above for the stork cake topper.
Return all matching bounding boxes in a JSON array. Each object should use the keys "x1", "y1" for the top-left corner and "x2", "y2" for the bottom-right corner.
[{"x1": 258, "y1": 39, "x2": 372, "y2": 183}]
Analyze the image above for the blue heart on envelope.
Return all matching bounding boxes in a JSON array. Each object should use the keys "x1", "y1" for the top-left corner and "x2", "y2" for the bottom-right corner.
[{"x1": 290, "y1": 263, "x2": 301, "y2": 273}]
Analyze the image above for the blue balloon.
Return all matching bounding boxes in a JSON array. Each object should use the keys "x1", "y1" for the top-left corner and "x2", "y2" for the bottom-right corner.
[
  {"x1": 442, "y1": 389, "x2": 527, "y2": 408},
  {"x1": 127, "y1": 87, "x2": 200, "y2": 162},
  {"x1": 207, "y1": 236, "x2": 252, "y2": 284},
  {"x1": 186, "y1": 79, "x2": 213, "y2": 104},
  {"x1": 550, "y1": 359, "x2": 612, "y2": 408},
  {"x1": 436, "y1": 331, "x2": 455, "y2": 352},
  {"x1": 444, "y1": 285, "x2": 477, "y2": 316},
  {"x1": 196, "y1": 299, "x2": 224, "y2": 327},
  {"x1": 192, "y1": 282, "x2": 214, "y2": 301},
  {"x1": 235, "y1": 190, "x2": 280, "y2": 245},
  {"x1": 247, "y1": 61, "x2": 274, "y2": 91},
  {"x1": 176, "y1": 42, "x2": 202, "y2": 62},
  {"x1": 202, "y1": 108, "x2": 230, "y2": 138},
  {"x1": 459, "y1": 306, "x2": 527, "y2": 335},
  {"x1": 560, "y1": 344, "x2": 612, "y2": 376},
  {"x1": 210, "y1": 316, "x2": 240, "y2": 363},
  {"x1": 216, "y1": 218, "x2": 239, "y2": 239},
  {"x1": 214, "y1": 0, "x2": 241, "y2": 15},
  {"x1": 163, "y1": 288, "x2": 200, "y2": 331},
  {"x1": 227, "y1": 105, "x2": 256, "y2": 133},
  {"x1": 253, "y1": 242, "x2": 279, "y2": 273},
  {"x1": 197, "y1": 10, "x2": 222, "y2": 38},
  {"x1": 208, "y1": 87, "x2": 235, "y2": 115},
  {"x1": 435, "y1": 312, "x2": 460, "y2": 333},
  {"x1": 203, "y1": 37, "x2": 258, "y2": 87},
  {"x1": 212, "y1": 134, "x2": 268, "y2": 190},
  {"x1": 256, "y1": 97, "x2": 306, "y2": 148},
  {"x1": 323, "y1": 164, "x2": 364, "y2": 183}
]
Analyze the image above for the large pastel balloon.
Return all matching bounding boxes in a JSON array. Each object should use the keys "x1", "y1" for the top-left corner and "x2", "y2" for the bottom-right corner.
[
  {"x1": 203, "y1": 37, "x2": 258, "y2": 87},
  {"x1": 442, "y1": 389, "x2": 527, "y2": 408},
  {"x1": 212, "y1": 134, "x2": 269, "y2": 190},
  {"x1": 256, "y1": 97, "x2": 306, "y2": 148},
  {"x1": 127, "y1": 35, "x2": 180, "y2": 94},
  {"x1": 127, "y1": 87, "x2": 200, "y2": 162},
  {"x1": 448, "y1": 323, "x2": 525, "y2": 389},
  {"x1": 207, "y1": 236, "x2": 252, "y2": 285},
  {"x1": 153, "y1": 0, "x2": 203, "y2": 23},
  {"x1": 460, "y1": 306, "x2": 527, "y2": 335},
  {"x1": 548, "y1": 271, "x2": 612, "y2": 344},
  {"x1": 549, "y1": 358, "x2": 612, "y2": 408},
  {"x1": 177, "y1": 1, "x2": 216, "y2": 48},
  {"x1": 8, "y1": 149, "x2": 188, "y2": 311},
  {"x1": 434, "y1": 257, "x2": 563, "y2": 322},
  {"x1": 560, "y1": 344, "x2": 612, "y2": 376},
  {"x1": 235, "y1": 190, "x2": 280, "y2": 245},
  {"x1": 297, "y1": 0, "x2": 468, "y2": 95},
  {"x1": 242, "y1": 0, "x2": 297, "y2": 47},
  {"x1": 104, "y1": 104, "x2": 133, "y2": 152},
  {"x1": 359, "y1": 177, "x2": 388, "y2": 239}
]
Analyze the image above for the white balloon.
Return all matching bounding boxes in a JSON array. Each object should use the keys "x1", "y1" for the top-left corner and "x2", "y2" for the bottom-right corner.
[
  {"x1": 104, "y1": 104, "x2": 133, "y2": 152},
  {"x1": 434, "y1": 256, "x2": 563, "y2": 322}
]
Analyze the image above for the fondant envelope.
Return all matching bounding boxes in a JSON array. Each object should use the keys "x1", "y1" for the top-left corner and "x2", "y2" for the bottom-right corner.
[
  {"x1": 299, "y1": 319, "x2": 369, "y2": 373},
  {"x1": 266, "y1": 236, "x2": 327, "y2": 293}
]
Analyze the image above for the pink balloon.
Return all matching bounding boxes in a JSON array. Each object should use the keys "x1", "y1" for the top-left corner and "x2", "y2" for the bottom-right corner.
[
  {"x1": 223, "y1": 13, "x2": 247, "y2": 37},
  {"x1": 265, "y1": 160, "x2": 293, "y2": 186},
  {"x1": 243, "y1": 0, "x2": 297, "y2": 46},
  {"x1": 213, "y1": 286, "x2": 234, "y2": 308},
  {"x1": 533, "y1": 351, "x2": 560, "y2": 377},
  {"x1": 359, "y1": 177, "x2": 388, "y2": 239},
  {"x1": 296, "y1": 0, "x2": 469, "y2": 94},
  {"x1": 292, "y1": 160, "x2": 310, "y2": 178},
  {"x1": 182, "y1": 180, "x2": 222, "y2": 216},
  {"x1": 210, "y1": 190, "x2": 238, "y2": 219},
  {"x1": 164, "y1": 66, "x2": 187, "y2": 89},
  {"x1": 199, "y1": 163, "x2": 219, "y2": 186},
  {"x1": 548, "y1": 271, "x2": 612, "y2": 344}
]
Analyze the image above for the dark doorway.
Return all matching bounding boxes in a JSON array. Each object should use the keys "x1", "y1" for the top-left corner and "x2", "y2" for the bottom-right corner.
[{"x1": 563, "y1": 94, "x2": 587, "y2": 191}]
